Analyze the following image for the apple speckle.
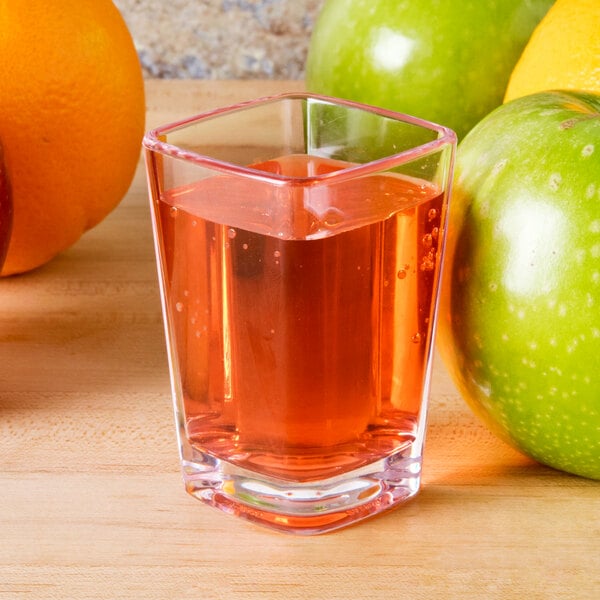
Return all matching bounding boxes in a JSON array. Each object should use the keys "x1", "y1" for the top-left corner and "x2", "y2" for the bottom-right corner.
[
  {"x1": 549, "y1": 173, "x2": 562, "y2": 191},
  {"x1": 575, "y1": 248, "x2": 587, "y2": 264},
  {"x1": 586, "y1": 184, "x2": 596, "y2": 199},
  {"x1": 582, "y1": 144, "x2": 595, "y2": 157},
  {"x1": 521, "y1": 357, "x2": 537, "y2": 368}
]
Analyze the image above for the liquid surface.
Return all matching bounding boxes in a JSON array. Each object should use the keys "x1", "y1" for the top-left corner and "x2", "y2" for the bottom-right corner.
[{"x1": 156, "y1": 154, "x2": 445, "y2": 480}]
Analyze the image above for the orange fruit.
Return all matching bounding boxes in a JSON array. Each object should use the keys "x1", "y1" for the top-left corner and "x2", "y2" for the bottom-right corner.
[
  {"x1": 0, "y1": 0, "x2": 145, "y2": 275},
  {"x1": 504, "y1": 0, "x2": 600, "y2": 102},
  {"x1": 0, "y1": 140, "x2": 12, "y2": 270}
]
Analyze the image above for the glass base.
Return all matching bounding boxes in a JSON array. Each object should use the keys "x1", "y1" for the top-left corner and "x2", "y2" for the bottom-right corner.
[{"x1": 180, "y1": 446, "x2": 422, "y2": 535}]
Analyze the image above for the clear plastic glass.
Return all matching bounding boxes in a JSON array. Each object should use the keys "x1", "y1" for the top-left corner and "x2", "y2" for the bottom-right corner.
[{"x1": 143, "y1": 93, "x2": 456, "y2": 534}]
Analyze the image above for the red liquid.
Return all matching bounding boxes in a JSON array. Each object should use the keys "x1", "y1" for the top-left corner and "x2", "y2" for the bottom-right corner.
[{"x1": 155, "y1": 154, "x2": 444, "y2": 480}]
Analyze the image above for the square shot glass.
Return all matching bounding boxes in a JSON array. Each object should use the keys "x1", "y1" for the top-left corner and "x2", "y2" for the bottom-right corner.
[{"x1": 143, "y1": 93, "x2": 456, "y2": 534}]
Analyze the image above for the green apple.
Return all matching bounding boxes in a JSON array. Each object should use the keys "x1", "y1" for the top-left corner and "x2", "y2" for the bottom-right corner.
[
  {"x1": 306, "y1": 0, "x2": 553, "y2": 139},
  {"x1": 438, "y1": 90, "x2": 600, "y2": 479},
  {"x1": 0, "y1": 140, "x2": 11, "y2": 272}
]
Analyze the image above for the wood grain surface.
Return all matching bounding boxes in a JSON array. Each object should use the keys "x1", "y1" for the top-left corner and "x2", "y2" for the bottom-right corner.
[{"x1": 1, "y1": 79, "x2": 598, "y2": 600}]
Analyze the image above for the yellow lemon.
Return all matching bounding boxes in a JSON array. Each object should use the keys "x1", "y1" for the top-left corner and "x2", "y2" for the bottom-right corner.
[{"x1": 504, "y1": 0, "x2": 600, "y2": 102}]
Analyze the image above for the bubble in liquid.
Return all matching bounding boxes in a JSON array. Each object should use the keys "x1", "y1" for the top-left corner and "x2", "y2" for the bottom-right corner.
[
  {"x1": 428, "y1": 208, "x2": 437, "y2": 221},
  {"x1": 431, "y1": 227, "x2": 439, "y2": 240},
  {"x1": 411, "y1": 333, "x2": 422, "y2": 344},
  {"x1": 420, "y1": 249, "x2": 436, "y2": 271},
  {"x1": 422, "y1": 233, "x2": 433, "y2": 248},
  {"x1": 420, "y1": 260, "x2": 434, "y2": 272},
  {"x1": 323, "y1": 208, "x2": 344, "y2": 228},
  {"x1": 169, "y1": 206, "x2": 178, "y2": 218},
  {"x1": 175, "y1": 302, "x2": 184, "y2": 312},
  {"x1": 273, "y1": 250, "x2": 281, "y2": 258},
  {"x1": 397, "y1": 269, "x2": 407, "y2": 280},
  {"x1": 242, "y1": 243, "x2": 249, "y2": 250},
  {"x1": 227, "y1": 228, "x2": 237, "y2": 239}
]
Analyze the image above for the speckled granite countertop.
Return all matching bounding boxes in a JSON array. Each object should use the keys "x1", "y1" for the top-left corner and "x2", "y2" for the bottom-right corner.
[{"x1": 113, "y1": 0, "x2": 325, "y2": 79}]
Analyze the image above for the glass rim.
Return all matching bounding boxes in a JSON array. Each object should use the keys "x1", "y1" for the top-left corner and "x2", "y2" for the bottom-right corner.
[{"x1": 142, "y1": 92, "x2": 457, "y2": 186}]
